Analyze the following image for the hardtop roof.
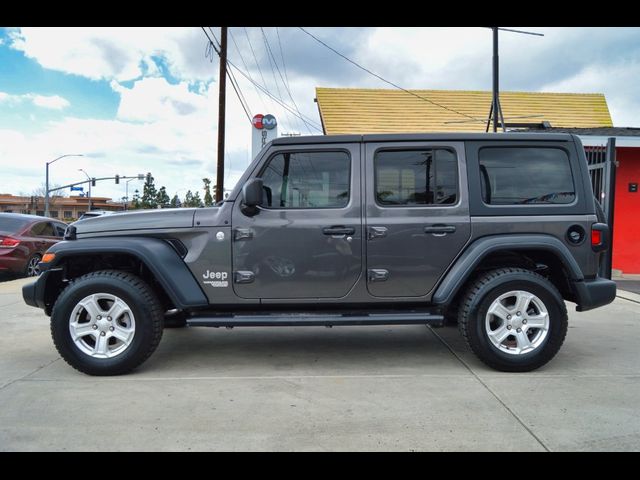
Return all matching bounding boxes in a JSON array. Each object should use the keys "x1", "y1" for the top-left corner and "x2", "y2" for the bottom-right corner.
[{"x1": 271, "y1": 132, "x2": 575, "y2": 145}]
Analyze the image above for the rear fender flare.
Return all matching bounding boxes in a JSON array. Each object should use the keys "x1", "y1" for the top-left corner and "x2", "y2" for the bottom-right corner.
[{"x1": 432, "y1": 234, "x2": 584, "y2": 305}]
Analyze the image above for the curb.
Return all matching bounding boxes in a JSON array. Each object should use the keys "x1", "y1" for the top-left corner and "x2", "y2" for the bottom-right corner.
[{"x1": 616, "y1": 289, "x2": 640, "y2": 305}]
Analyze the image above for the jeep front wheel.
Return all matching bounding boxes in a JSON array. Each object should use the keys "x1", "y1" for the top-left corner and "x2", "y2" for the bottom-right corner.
[
  {"x1": 458, "y1": 268, "x2": 568, "y2": 372},
  {"x1": 50, "y1": 270, "x2": 164, "y2": 376}
]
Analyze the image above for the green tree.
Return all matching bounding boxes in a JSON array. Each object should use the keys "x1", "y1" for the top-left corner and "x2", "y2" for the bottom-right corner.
[
  {"x1": 170, "y1": 194, "x2": 181, "y2": 208},
  {"x1": 156, "y1": 186, "x2": 170, "y2": 208},
  {"x1": 192, "y1": 191, "x2": 203, "y2": 208},
  {"x1": 141, "y1": 174, "x2": 158, "y2": 209},
  {"x1": 203, "y1": 177, "x2": 213, "y2": 207},
  {"x1": 131, "y1": 189, "x2": 141, "y2": 210},
  {"x1": 183, "y1": 190, "x2": 194, "y2": 207}
]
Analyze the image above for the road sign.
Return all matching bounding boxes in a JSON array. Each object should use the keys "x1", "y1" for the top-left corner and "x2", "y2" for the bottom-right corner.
[{"x1": 70, "y1": 186, "x2": 84, "y2": 192}]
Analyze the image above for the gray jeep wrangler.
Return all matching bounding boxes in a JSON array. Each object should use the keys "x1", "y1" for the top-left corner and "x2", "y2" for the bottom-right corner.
[{"x1": 23, "y1": 133, "x2": 616, "y2": 375}]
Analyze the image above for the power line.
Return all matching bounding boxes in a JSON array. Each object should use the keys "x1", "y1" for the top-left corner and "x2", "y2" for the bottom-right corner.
[
  {"x1": 227, "y1": 64, "x2": 252, "y2": 122},
  {"x1": 260, "y1": 27, "x2": 298, "y2": 133},
  {"x1": 264, "y1": 27, "x2": 312, "y2": 134},
  {"x1": 244, "y1": 27, "x2": 277, "y2": 114},
  {"x1": 201, "y1": 29, "x2": 323, "y2": 132},
  {"x1": 227, "y1": 59, "x2": 323, "y2": 132},
  {"x1": 229, "y1": 28, "x2": 267, "y2": 111},
  {"x1": 298, "y1": 27, "x2": 482, "y2": 123},
  {"x1": 201, "y1": 27, "x2": 251, "y2": 123},
  {"x1": 276, "y1": 28, "x2": 292, "y2": 92}
]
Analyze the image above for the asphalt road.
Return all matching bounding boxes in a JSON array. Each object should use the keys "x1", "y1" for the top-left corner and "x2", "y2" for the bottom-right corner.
[
  {"x1": 1, "y1": 277, "x2": 639, "y2": 451},
  {"x1": 616, "y1": 280, "x2": 640, "y2": 295}
]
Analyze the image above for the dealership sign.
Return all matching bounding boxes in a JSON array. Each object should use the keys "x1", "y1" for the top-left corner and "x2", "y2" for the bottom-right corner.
[
  {"x1": 252, "y1": 113, "x2": 278, "y2": 159},
  {"x1": 252, "y1": 114, "x2": 277, "y2": 130}
]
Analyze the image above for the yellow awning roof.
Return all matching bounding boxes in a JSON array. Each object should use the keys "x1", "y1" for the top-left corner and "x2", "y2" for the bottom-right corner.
[{"x1": 315, "y1": 87, "x2": 613, "y2": 134}]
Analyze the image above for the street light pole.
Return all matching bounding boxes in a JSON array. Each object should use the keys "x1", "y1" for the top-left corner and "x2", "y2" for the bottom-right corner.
[
  {"x1": 45, "y1": 154, "x2": 83, "y2": 217},
  {"x1": 125, "y1": 178, "x2": 138, "y2": 211},
  {"x1": 78, "y1": 169, "x2": 92, "y2": 212}
]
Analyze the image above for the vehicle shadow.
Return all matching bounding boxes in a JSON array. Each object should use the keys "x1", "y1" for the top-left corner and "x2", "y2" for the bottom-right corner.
[{"x1": 143, "y1": 325, "x2": 464, "y2": 376}]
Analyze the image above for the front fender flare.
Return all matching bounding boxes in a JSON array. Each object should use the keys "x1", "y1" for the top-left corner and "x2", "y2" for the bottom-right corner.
[{"x1": 45, "y1": 237, "x2": 208, "y2": 309}]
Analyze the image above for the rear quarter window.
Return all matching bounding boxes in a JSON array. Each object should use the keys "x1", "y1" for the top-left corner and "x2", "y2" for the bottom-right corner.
[
  {"x1": 479, "y1": 147, "x2": 575, "y2": 205},
  {"x1": 0, "y1": 216, "x2": 30, "y2": 233}
]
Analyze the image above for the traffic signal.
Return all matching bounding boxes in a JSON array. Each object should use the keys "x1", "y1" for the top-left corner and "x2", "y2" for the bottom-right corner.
[
  {"x1": 91, "y1": 178, "x2": 96, "y2": 187},
  {"x1": 115, "y1": 174, "x2": 120, "y2": 184},
  {"x1": 146, "y1": 172, "x2": 152, "y2": 183}
]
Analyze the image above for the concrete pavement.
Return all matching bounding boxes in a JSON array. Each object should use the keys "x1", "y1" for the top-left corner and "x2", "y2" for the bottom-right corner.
[{"x1": 0, "y1": 277, "x2": 639, "y2": 451}]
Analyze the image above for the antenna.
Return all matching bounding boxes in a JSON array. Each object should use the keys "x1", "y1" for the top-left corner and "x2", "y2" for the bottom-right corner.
[{"x1": 485, "y1": 27, "x2": 544, "y2": 133}]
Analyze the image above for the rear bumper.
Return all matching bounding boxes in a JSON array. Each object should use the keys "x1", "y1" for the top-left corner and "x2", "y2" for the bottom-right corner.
[
  {"x1": 22, "y1": 271, "x2": 49, "y2": 310},
  {"x1": 573, "y1": 277, "x2": 617, "y2": 312}
]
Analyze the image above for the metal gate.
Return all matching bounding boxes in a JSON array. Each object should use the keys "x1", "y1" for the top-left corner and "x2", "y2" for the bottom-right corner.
[{"x1": 585, "y1": 137, "x2": 617, "y2": 278}]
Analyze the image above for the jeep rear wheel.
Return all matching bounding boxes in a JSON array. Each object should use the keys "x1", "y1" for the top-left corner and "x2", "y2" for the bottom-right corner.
[
  {"x1": 51, "y1": 270, "x2": 164, "y2": 376},
  {"x1": 458, "y1": 267, "x2": 568, "y2": 372}
]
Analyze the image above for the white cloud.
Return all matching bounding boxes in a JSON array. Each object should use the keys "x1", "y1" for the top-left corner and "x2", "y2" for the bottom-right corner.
[
  {"x1": 31, "y1": 94, "x2": 70, "y2": 110},
  {"x1": 114, "y1": 77, "x2": 214, "y2": 122},
  {"x1": 3, "y1": 26, "x2": 640, "y2": 204},
  {"x1": 8, "y1": 27, "x2": 215, "y2": 82},
  {"x1": 0, "y1": 91, "x2": 70, "y2": 110}
]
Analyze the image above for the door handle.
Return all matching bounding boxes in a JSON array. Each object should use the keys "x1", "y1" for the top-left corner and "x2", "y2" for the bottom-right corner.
[
  {"x1": 424, "y1": 224, "x2": 456, "y2": 235},
  {"x1": 323, "y1": 226, "x2": 355, "y2": 236},
  {"x1": 368, "y1": 226, "x2": 388, "y2": 240}
]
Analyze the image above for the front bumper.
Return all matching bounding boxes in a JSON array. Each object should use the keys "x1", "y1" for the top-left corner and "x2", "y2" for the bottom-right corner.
[
  {"x1": 22, "y1": 270, "x2": 50, "y2": 310},
  {"x1": 573, "y1": 277, "x2": 617, "y2": 312}
]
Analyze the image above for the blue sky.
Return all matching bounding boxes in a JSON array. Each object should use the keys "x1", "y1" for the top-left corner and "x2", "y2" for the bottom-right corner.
[{"x1": 1, "y1": 27, "x2": 639, "y2": 203}]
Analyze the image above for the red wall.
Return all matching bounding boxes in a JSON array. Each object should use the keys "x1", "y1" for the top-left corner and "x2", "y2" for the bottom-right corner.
[{"x1": 612, "y1": 147, "x2": 640, "y2": 273}]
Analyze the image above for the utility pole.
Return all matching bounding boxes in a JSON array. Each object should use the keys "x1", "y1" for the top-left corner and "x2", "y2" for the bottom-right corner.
[
  {"x1": 491, "y1": 27, "x2": 500, "y2": 133},
  {"x1": 216, "y1": 26, "x2": 228, "y2": 203},
  {"x1": 485, "y1": 27, "x2": 543, "y2": 133}
]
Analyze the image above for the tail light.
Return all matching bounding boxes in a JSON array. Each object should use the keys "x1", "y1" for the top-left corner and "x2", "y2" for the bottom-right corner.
[
  {"x1": 0, "y1": 236, "x2": 20, "y2": 248},
  {"x1": 591, "y1": 223, "x2": 609, "y2": 252}
]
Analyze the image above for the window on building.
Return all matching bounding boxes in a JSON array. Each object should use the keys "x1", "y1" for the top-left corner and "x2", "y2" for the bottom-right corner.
[
  {"x1": 50, "y1": 211, "x2": 59, "y2": 218},
  {"x1": 479, "y1": 147, "x2": 575, "y2": 205},
  {"x1": 4, "y1": 210, "x2": 12, "y2": 213},
  {"x1": 63, "y1": 211, "x2": 73, "y2": 219},
  {"x1": 260, "y1": 151, "x2": 351, "y2": 209},
  {"x1": 36, "y1": 210, "x2": 44, "y2": 217},
  {"x1": 375, "y1": 148, "x2": 458, "y2": 206}
]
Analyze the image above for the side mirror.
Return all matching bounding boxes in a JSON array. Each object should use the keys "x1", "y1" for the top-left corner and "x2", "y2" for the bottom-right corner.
[{"x1": 241, "y1": 178, "x2": 263, "y2": 216}]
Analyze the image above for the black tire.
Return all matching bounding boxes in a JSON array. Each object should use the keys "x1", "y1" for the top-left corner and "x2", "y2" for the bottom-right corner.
[
  {"x1": 50, "y1": 270, "x2": 164, "y2": 376},
  {"x1": 458, "y1": 267, "x2": 568, "y2": 372},
  {"x1": 24, "y1": 253, "x2": 42, "y2": 277}
]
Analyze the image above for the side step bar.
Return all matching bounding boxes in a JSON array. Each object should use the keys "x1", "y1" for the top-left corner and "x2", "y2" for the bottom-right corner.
[{"x1": 187, "y1": 311, "x2": 444, "y2": 328}]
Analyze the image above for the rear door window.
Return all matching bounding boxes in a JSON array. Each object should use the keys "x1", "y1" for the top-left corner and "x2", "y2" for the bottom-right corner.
[
  {"x1": 479, "y1": 147, "x2": 575, "y2": 205},
  {"x1": 375, "y1": 148, "x2": 458, "y2": 206},
  {"x1": 30, "y1": 222, "x2": 56, "y2": 237}
]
